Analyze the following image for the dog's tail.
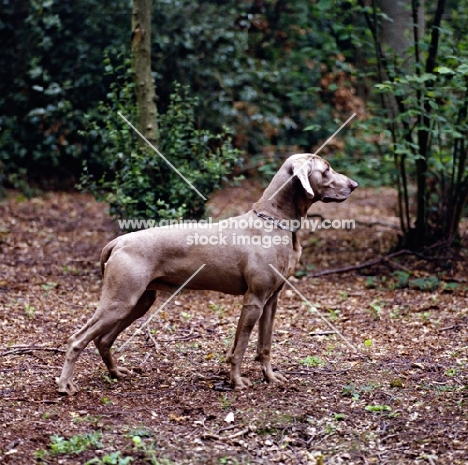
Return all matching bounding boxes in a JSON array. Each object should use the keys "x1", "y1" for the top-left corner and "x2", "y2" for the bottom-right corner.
[{"x1": 100, "y1": 239, "x2": 117, "y2": 277}]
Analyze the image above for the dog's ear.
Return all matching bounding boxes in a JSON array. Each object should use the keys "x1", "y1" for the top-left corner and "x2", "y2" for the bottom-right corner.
[{"x1": 292, "y1": 158, "x2": 314, "y2": 199}]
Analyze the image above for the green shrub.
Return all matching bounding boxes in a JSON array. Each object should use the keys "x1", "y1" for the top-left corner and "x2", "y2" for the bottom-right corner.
[
  {"x1": 49, "y1": 431, "x2": 103, "y2": 455},
  {"x1": 81, "y1": 64, "x2": 241, "y2": 225}
]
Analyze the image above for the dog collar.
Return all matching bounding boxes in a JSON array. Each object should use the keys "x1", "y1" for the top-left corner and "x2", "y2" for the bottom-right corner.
[{"x1": 254, "y1": 210, "x2": 299, "y2": 232}]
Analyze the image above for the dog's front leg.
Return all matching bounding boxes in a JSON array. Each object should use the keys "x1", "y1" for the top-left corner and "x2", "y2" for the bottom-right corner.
[
  {"x1": 256, "y1": 288, "x2": 288, "y2": 385},
  {"x1": 226, "y1": 294, "x2": 264, "y2": 389}
]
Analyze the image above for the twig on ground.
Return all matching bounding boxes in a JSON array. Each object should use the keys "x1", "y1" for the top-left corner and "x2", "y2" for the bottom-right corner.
[
  {"x1": 146, "y1": 323, "x2": 159, "y2": 350},
  {"x1": 201, "y1": 425, "x2": 251, "y2": 442},
  {"x1": 354, "y1": 219, "x2": 400, "y2": 230},
  {"x1": 307, "y1": 250, "x2": 410, "y2": 278},
  {"x1": 438, "y1": 324, "x2": 461, "y2": 332},
  {"x1": 286, "y1": 368, "x2": 351, "y2": 376},
  {"x1": 3, "y1": 397, "x2": 62, "y2": 403},
  {"x1": 307, "y1": 247, "x2": 465, "y2": 278},
  {"x1": 157, "y1": 329, "x2": 200, "y2": 343},
  {"x1": 217, "y1": 425, "x2": 237, "y2": 434},
  {"x1": 1, "y1": 346, "x2": 66, "y2": 357},
  {"x1": 226, "y1": 428, "x2": 250, "y2": 439},
  {"x1": 200, "y1": 433, "x2": 222, "y2": 441},
  {"x1": 140, "y1": 353, "x2": 151, "y2": 366}
]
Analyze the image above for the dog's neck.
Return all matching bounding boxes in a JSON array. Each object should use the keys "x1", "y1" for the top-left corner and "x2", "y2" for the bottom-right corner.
[{"x1": 252, "y1": 162, "x2": 314, "y2": 223}]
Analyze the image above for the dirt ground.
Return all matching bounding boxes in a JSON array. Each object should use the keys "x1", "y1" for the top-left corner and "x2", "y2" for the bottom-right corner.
[{"x1": 0, "y1": 182, "x2": 467, "y2": 465}]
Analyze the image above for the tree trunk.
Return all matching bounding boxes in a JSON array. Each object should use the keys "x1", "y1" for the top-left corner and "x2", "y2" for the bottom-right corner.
[
  {"x1": 131, "y1": 0, "x2": 159, "y2": 145},
  {"x1": 379, "y1": 0, "x2": 414, "y2": 65},
  {"x1": 379, "y1": 0, "x2": 426, "y2": 249}
]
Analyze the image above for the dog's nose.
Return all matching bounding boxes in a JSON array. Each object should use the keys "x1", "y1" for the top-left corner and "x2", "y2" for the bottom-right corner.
[{"x1": 349, "y1": 180, "x2": 358, "y2": 191}]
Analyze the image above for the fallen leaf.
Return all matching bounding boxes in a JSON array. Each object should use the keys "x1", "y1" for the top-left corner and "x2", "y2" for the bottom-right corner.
[{"x1": 224, "y1": 411, "x2": 234, "y2": 423}]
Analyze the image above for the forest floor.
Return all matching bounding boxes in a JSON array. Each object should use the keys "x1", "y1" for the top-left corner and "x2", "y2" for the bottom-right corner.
[{"x1": 0, "y1": 182, "x2": 467, "y2": 465}]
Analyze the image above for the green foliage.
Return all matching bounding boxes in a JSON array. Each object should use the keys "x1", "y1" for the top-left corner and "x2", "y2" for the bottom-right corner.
[
  {"x1": 0, "y1": 0, "x2": 130, "y2": 189},
  {"x1": 442, "y1": 282, "x2": 459, "y2": 293},
  {"x1": 220, "y1": 393, "x2": 233, "y2": 410},
  {"x1": 210, "y1": 303, "x2": 227, "y2": 319},
  {"x1": 368, "y1": 300, "x2": 382, "y2": 320},
  {"x1": 24, "y1": 303, "x2": 36, "y2": 319},
  {"x1": 390, "y1": 378, "x2": 404, "y2": 388},
  {"x1": 360, "y1": 0, "x2": 468, "y2": 249},
  {"x1": 82, "y1": 72, "x2": 241, "y2": 224},
  {"x1": 342, "y1": 382, "x2": 363, "y2": 400},
  {"x1": 86, "y1": 452, "x2": 133, "y2": 465},
  {"x1": 409, "y1": 276, "x2": 440, "y2": 292},
  {"x1": 47, "y1": 431, "x2": 103, "y2": 455},
  {"x1": 128, "y1": 427, "x2": 154, "y2": 438},
  {"x1": 365, "y1": 404, "x2": 392, "y2": 413},
  {"x1": 130, "y1": 435, "x2": 175, "y2": 465},
  {"x1": 300, "y1": 355, "x2": 325, "y2": 367},
  {"x1": 327, "y1": 117, "x2": 395, "y2": 187},
  {"x1": 392, "y1": 271, "x2": 410, "y2": 289},
  {"x1": 364, "y1": 272, "x2": 448, "y2": 292},
  {"x1": 151, "y1": 0, "x2": 345, "y2": 154},
  {"x1": 1, "y1": 0, "x2": 385, "y2": 192}
]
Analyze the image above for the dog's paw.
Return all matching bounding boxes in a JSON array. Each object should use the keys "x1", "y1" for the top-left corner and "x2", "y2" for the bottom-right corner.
[
  {"x1": 110, "y1": 366, "x2": 132, "y2": 380},
  {"x1": 57, "y1": 379, "x2": 79, "y2": 396},
  {"x1": 232, "y1": 376, "x2": 252, "y2": 390},
  {"x1": 264, "y1": 371, "x2": 288, "y2": 384}
]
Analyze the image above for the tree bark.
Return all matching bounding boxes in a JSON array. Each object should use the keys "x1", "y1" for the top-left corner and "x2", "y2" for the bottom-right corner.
[
  {"x1": 379, "y1": 0, "x2": 414, "y2": 65},
  {"x1": 379, "y1": 0, "x2": 426, "y2": 249},
  {"x1": 131, "y1": 0, "x2": 159, "y2": 145}
]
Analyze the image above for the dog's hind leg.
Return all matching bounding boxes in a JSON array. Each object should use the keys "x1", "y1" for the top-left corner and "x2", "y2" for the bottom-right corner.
[
  {"x1": 93, "y1": 290, "x2": 156, "y2": 379},
  {"x1": 57, "y1": 310, "x2": 119, "y2": 395},
  {"x1": 255, "y1": 287, "x2": 287, "y2": 385},
  {"x1": 58, "y1": 269, "x2": 153, "y2": 395}
]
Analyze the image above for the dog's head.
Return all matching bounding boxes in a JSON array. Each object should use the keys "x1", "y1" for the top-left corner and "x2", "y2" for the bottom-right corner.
[{"x1": 290, "y1": 153, "x2": 358, "y2": 203}]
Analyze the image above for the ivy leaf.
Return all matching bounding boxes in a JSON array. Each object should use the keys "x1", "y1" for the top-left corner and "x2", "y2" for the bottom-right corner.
[
  {"x1": 365, "y1": 405, "x2": 392, "y2": 413},
  {"x1": 435, "y1": 66, "x2": 454, "y2": 74},
  {"x1": 317, "y1": 0, "x2": 331, "y2": 10},
  {"x1": 456, "y1": 64, "x2": 468, "y2": 74}
]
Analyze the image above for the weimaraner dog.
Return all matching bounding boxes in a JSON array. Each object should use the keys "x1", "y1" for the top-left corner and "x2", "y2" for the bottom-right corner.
[{"x1": 58, "y1": 153, "x2": 357, "y2": 395}]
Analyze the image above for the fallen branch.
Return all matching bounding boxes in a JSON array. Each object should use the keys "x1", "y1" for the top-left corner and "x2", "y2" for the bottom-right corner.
[
  {"x1": 307, "y1": 250, "x2": 410, "y2": 278},
  {"x1": 307, "y1": 246, "x2": 465, "y2": 278},
  {"x1": 0, "y1": 346, "x2": 66, "y2": 357},
  {"x1": 306, "y1": 215, "x2": 400, "y2": 230},
  {"x1": 226, "y1": 428, "x2": 250, "y2": 440},
  {"x1": 3, "y1": 397, "x2": 62, "y2": 404},
  {"x1": 201, "y1": 425, "x2": 252, "y2": 442},
  {"x1": 354, "y1": 219, "x2": 400, "y2": 230},
  {"x1": 200, "y1": 432, "x2": 221, "y2": 441},
  {"x1": 438, "y1": 324, "x2": 461, "y2": 332}
]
